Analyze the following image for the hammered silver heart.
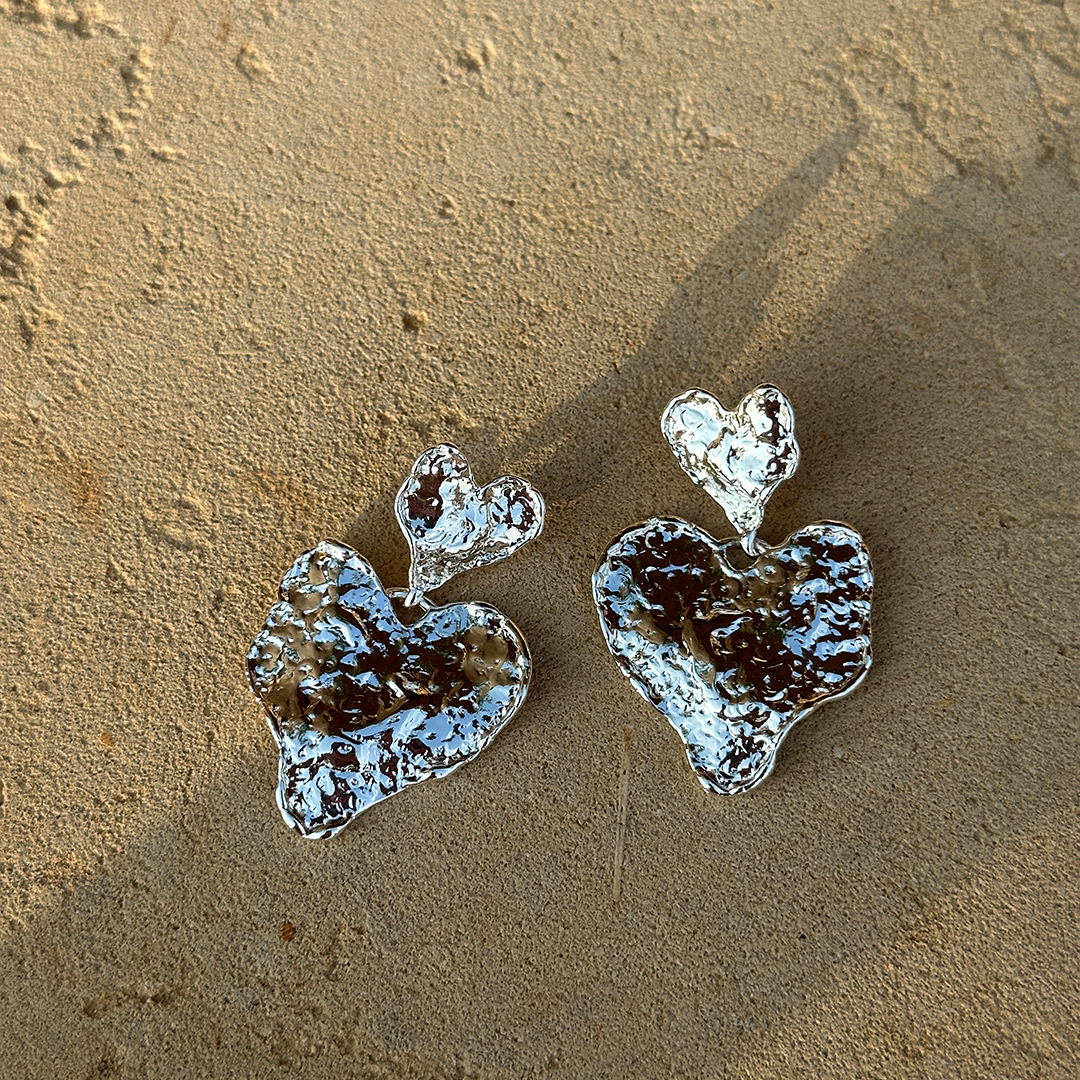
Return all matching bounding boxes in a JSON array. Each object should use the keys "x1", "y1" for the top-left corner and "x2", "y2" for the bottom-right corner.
[
  {"x1": 395, "y1": 444, "x2": 545, "y2": 598},
  {"x1": 593, "y1": 517, "x2": 872, "y2": 794},
  {"x1": 248, "y1": 541, "x2": 531, "y2": 838},
  {"x1": 662, "y1": 385, "x2": 799, "y2": 540}
]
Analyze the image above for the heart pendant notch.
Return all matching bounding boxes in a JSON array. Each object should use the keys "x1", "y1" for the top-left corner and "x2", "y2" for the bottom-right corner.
[
  {"x1": 249, "y1": 542, "x2": 531, "y2": 838},
  {"x1": 594, "y1": 518, "x2": 872, "y2": 794}
]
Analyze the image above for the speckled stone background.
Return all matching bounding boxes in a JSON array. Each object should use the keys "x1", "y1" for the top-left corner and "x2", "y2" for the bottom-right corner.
[{"x1": 1, "y1": 1, "x2": 1077, "y2": 1076}]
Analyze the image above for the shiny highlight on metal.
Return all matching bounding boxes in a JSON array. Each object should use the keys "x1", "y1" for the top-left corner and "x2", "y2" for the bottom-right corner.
[
  {"x1": 661, "y1": 384, "x2": 799, "y2": 553},
  {"x1": 248, "y1": 446, "x2": 544, "y2": 838},
  {"x1": 396, "y1": 444, "x2": 545, "y2": 602},
  {"x1": 594, "y1": 385, "x2": 873, "y2": 795}
]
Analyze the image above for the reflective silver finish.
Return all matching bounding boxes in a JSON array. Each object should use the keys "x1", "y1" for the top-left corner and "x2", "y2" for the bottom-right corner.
[
  {"x1": 396, "y1": 444, "x2": 545, "y2": 600},
  {"x1": 595, "y1": 385, "x2": 873, "y2": 794},
  {"x1": 248, "y1": 541, "x2": 531, "y2": 838},
  {"x1": 594, "y1": 519, "x2": 872, "y2": 794},
  {"x1": 662, "y1": 385, "x2": 799, "y2": 550},
  {"x1": 247, "y1": 444, "x2": 544, "y2": 839}
]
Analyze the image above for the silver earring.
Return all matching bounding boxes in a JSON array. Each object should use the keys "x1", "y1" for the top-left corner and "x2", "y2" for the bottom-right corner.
[
  {"x1": 593, "y1": 385, "x2": 873, "y2": 794},
  {"x1": 248, "y1": 445, "x2": 545, "y2": 838}
]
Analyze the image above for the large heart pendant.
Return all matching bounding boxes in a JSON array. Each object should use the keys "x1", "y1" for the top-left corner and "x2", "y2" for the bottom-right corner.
[
  {"x1": 248, "y1": 447, "x2": 544, "y2": 838},
  {"x1": 594, "y1": 386, "x2": 873, "y2": 794}
]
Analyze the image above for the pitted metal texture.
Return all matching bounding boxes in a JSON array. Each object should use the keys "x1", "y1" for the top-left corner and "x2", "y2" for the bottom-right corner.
[
  {"x1": 395, "y1": 444, "x2": 545, "y2": 599},
  {"x1": 248, "y1": 541, "x2": 530, "y2": 838},
  {"x1": 593, "y1": 518, "x2": 872, "y2": 794},
  {"x1": 662, "y1": 385, "x2": 799, "y2": 544}
]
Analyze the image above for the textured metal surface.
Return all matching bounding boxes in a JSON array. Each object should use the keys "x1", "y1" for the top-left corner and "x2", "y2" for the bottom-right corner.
[
  {"x1": 396, "y1": 444, "x2": 545, "y2": 600},
  {"x1": 248, "y1": 541, "x2": 531, "y2": 838},
  {"x1": 662, "y1": 385, "x2": 799, "y2": 548},
  {"x1": 594, "y1": 518, "x2": 872, "y2": 794}
]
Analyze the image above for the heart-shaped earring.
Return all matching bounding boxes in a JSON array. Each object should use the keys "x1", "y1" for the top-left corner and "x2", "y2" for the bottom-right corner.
[
  {"x1": 593, "y1": 385, "x2": 872, "y2": 795},
  {"x1": 248, "y1": 445, "x2": 545, "y2": 838}
]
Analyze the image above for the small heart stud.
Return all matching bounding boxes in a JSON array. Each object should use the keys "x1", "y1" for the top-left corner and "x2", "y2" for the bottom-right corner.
[
  {"x1": 395, "y1": 444, "x2": 545, "y2": 600},
  {"x1": 662, "y1": 385, "x2": 799, "y2": 546}
]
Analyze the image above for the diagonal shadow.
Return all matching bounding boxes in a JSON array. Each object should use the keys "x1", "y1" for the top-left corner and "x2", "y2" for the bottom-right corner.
[
  {"x1": 340, "y1": 129, "x2": 863, "y2": 604},
  {"x1": 498, "y1": 128, "x2": 863, "y2": 511}
]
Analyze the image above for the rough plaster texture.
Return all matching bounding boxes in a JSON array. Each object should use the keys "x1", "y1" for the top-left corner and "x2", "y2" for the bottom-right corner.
[{"x1": 1, "y1": 0, "x2": 1077, "y2": 1076}]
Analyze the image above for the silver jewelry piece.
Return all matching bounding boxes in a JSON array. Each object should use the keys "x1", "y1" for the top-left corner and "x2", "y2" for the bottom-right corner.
[
  {"x1": 593, "y1": 385, "x2": 873, "y2": 795},
  {"x1": 248, "y1": 445, "x2": 544, "y2": 838}
]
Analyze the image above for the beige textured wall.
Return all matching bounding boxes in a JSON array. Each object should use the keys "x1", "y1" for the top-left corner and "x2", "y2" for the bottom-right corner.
[{"x1": 1, "y1": 1, "x2": 1077, "y2": 1076}]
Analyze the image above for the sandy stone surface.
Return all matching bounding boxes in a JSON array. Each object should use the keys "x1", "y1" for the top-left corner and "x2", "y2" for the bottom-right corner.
[{"x1": 1, "y1": 0, "x2": 1077, "y2": 1076}]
